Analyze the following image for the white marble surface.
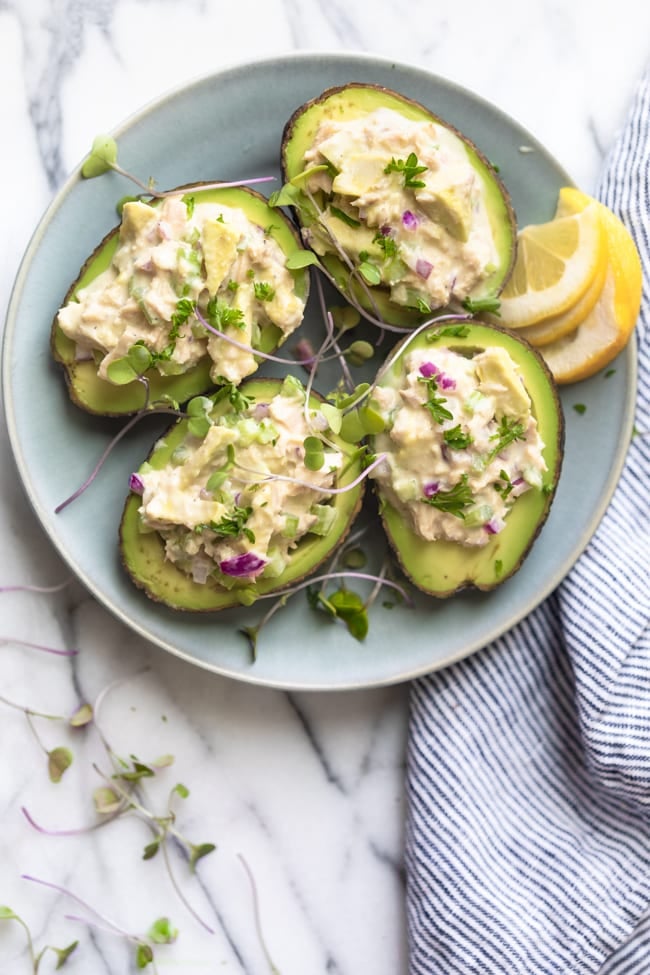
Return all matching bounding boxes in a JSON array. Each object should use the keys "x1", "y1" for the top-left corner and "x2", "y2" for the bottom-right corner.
[{"x1": 1, "y1": 1, "x2": 648, "y2": 972}]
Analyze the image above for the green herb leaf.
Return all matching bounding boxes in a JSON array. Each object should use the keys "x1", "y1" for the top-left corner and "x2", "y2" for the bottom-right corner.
[
  {"x1": 93, "y1": 785, "x2": 123, "y2": 814},
  {"x1": 147, "y1": 917, "x2": 178, "y2": 945},
  {"x1": 48, "y1": 747, "x2": 73, "y2": 783},
  {"x1": 189, "y1": 842, "x2": 216, "y2": 872},
  {"x1": 345, "y1": 340, "x2": 374, "y2": 367},
  {"x1": 268, "y1": 183, "x2": 301, "y2": 207},
  {"x1": 422, "y1": 474, "x2": 474, "y2": 519},
  {"x1": 173, "y1": 783, "x2": 190, "y2": 799},
  {"x1": 461, "y1": 295, "x2": 501, "y2": 315},
  {"x1": 51, "y1": 940, "x2": 79, "y2": 969},
  {"x1": 106, "y1": 357, "x2": 138, "y2": 385},
  {"x1": 358, "y1": 261, "x2": 381, "y2": 285},
  {"x1": 573, "y1": 403, "x2": 587, "y2": 415},
  {"x1": 330, "y1": 205, "x2": 361, "y2": 228},
  {"x1": 143, "y1": 838, "x2": 161, "y2": 861},
  {"x1": 196, "y1": 506, "x2": 255, "y2": 543},
  {"x1": 486, "y1": 416, "x2": 526, "y2": 462},
  {"x1": 319, "y1": 403, "x2": 342, "y2": 434},
  {"x1": 69, "y1": 702, "x2": 93, "y2": 727},
  {"x1": 426, "y1": 324, "x2": 471, "y2": 342},
  {"x1": 285, "y1": 249, "x2": 320, "y2": 270},
  {"x1": 253, "y1": 281, "x2": 276, "y2": 302},
  {"x1": 384, "y1": 151, "x2": 428, "y2": 189},
  {"x1": 135, "y1": 942, "x2": 154, "y2": 968},
  {"x1": 206, "y1": 296, "x2": 245, "y2": 331},
  {"x1": 443, "y1": 425, "x2": 474, "y2": 450},
  {"x1": 81, "y1": 134, "x2": 118, "y2": 178},
  {"x1": 372, "y1": 231, "x2": 397, "y2": 258},
  {"x1": 419, "y1": 376, "x2": 454, "y2": 424}
]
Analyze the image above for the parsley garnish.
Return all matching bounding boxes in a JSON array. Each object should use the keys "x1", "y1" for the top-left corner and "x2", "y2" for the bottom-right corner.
[
  {"x1": 329, "y1": 205, "x2": 361, "y2": 228},
  {"x1": 196, "y1": 505, "x2": 255, "y2": 542},
  {"x1": 426, "y1": 324, "x2": 471, "y2": 342},
  {"x1": 212, "y1": 381, "x2": 254, "y2": 413},
  {"x1": 573, "y1": 403, "x2": 587, "y2": 415},
  {"x1": 419, "y1": 375, "x2": 454, "y2": 424},
  {"x1": 421, "y1": 474, "x2": 474, "y2": 519},
  {"x1": 372, "y1": 231, "x2": 397, "y2": 258},
  {"x1": 486, "y1": 416, "x2": 526, "y2": 462},
  {"x1": 461, "y1": 295, "x2": 501, "y2": 315},
  {"x1": 384, "y1": 152, "x2": 428, "y2": 189},
  {"x1": 206, "y1": 296, "x2": 245, "y2": 331},
  {"x1": 494, "y1": 469, "x2": 514, "y2": 498},
  {"x1": 253, "y1": 281, "x2": 276, "y2": 302},
  {"x1": 443, "y1": 425, "x2": 474, "y2": 450}
]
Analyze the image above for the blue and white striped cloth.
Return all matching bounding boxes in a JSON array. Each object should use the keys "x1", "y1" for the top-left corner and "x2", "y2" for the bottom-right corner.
[{"x1": 406, "y1": 71, "x2": 650, "y2": 975}]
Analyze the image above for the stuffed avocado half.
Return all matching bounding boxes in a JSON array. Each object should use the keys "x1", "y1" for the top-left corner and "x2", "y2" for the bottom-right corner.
[
  {"x1": 281, "y1": 83, "x2": 516, "y2": 327},
  {"x1": 367, "y1": 320, "x2": 564, "y2": 596},
  {"x1": 120, "y1": 376, "x2": 364, "y2": 611},
  {"x1": 52, "y1": 186, "x2": 310, "y2": 415}
]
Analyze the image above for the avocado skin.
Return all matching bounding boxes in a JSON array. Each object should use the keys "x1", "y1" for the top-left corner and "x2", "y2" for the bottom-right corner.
[
  {"x1": 51, "y1": 186, "x2": 309, "y2": 416},
  {"x1": 369, "y1": 319, "x2": 564, "y2": 596},
  {"x1": 119, "y1": 377, "x2": 364, "y2": 612},
  {"x1": 281, "y1": 83, "x2": 516, "y2": 327}
]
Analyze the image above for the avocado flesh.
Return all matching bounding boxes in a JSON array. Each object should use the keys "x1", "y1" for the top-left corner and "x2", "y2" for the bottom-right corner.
[
  {"x1": 370, "y1": 320, "x2": 564, "y2": 596},
  {"x1": 281, "y1": 84, "x2": 516, "y2": 328},
  {"x1": 119, "y1": 378, "x2": 364, "y2": 611},
  {"x1": 51, "y1": 187, "x2": 309, "y2": 416}
]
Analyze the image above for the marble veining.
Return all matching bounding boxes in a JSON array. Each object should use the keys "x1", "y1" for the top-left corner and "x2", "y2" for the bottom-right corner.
[{"x1": 1, "y1": 0, "x2": 649, "y2": 972}]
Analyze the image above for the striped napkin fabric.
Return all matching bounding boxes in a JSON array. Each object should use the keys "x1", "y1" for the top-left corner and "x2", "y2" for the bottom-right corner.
[{"x1": 406, "y1": 71, "x2": 650, "y2": 975}]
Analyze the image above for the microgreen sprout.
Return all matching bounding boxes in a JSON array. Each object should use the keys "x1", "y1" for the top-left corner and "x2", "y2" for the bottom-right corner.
[
  {"x1": 241, "y1": 570, "x2": 412, "y2": 658},
  {"x1": 22, "y1": 875, "x2": 175, "y2": 973},
  {"x1": 461, "y1": 295, "x2": 501, "y2": 315},
  {"x1": 54, "y1": 403, "x2": 186, "y2": 513},
  {"x1": 81, "y1": 133, "x2": 276, "y2": 198},
  {"x1": 0, "y1": 905, "x2": 78, "y2": 973},
  {"x1": 238, "y1": 854, "x2": 282, "y2": 975},
  {"x1": 0, "y1": 636, "x2": 78, "y2": 657},
  {"x1": 384, "y1": 152, "x2": 428, "y2": 189},
  {"x1": 0, "y1": 580, "x2": 71, "y2": 595}
]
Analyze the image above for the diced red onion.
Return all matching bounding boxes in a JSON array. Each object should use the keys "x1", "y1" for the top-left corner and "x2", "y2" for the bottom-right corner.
[
  {"x1": 219, "y1": 553, "x2": 266, "y2": 578},
  {"x1": 423, "y1": 481, "x2": 440, "y2": 498},
  {"x1": 419, "y1": 361, "x2": 439, "y2": 379},
  {"x1": 485, "y1": 517, "x2": 506, "y2": 535},
  {"x1": 129, "y1": 473, "x2": 144, "y2": 495},
  {"x1": 380, "y1": 224, "x2": 393, "y2": 237},
  {"x1": 253, "y1": 403, "x2": 270, "y2": 419},
  {"x1": 440, "y1": 375, "x2": 456, "y2": 391},
  {"x1": 416, "y1": 258, "x2": 433, "y2": 280},
  {"x1": 402, "y1": 210, "x2": 419, "y2": 230}
]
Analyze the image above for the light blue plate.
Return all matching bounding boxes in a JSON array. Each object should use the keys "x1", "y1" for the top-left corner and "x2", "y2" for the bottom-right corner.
[{"x1": 2, "y1": 53, "x2": 637, "y2": 690}]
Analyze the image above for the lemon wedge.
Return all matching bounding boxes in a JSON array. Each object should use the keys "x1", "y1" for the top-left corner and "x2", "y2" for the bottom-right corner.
[
  {"x1": 535, "y1": 191, "x2": 641, "y2": 384},
  {"x1": 498, "y1": 202, "x2": 608, "y2": 328}
]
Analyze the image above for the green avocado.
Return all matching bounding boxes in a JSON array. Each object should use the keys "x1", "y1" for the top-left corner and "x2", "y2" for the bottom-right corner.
[
  {"x1": 281, "y1": 83, "x2": 516, "y2": 327},
  {"x1": 51, "y1": 186, "x2": 310, "y2": 416},
  {"x1": 119, "y1": 377, "x2": 364, "y2": 611},
  {"x1": 369, "y1": 320, "x2": 564, "y2": 595}
]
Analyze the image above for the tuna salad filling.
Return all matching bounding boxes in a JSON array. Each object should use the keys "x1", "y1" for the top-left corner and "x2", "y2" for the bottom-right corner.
[
  {"x1": 301, "y1": 107, "x2": 500, "y2": 311},
  {"x1": 57, "y1": 195, "x2": 306, "y2": 386},
  {"x1": 134, "y1": 378, "x2": 344, "y2": 586},
  {"x1": 370, "y1": 345, "x2": 547, "y2": 547}
]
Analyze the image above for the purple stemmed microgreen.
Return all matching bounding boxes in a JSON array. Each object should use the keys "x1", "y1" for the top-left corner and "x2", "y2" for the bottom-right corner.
[
  {"x1": 1, "y1": 691, "x2": 91, "y2": 784},
  {"x1": 0, "y1": 579, "x2": 72, "y2": 595},
  {"x1": 240, "y1": 569, "x2": 412, "y2": 658},
  {"x1": 0, "y1": 905, "x2": 78, "y2": 973},
  {"x1": 238, "y1": 854, "x2": 282, "y2": 975},
  {"x1": 54, "y1": 403, "x2": 186, "y2": 514},
  {"x1": 81, "y1": 133, "x2": 275, "y2": 199},
  {"x1": 0, "y1": 636, "x2": 78, "y2": 657},
  {"x1": 21, "y1": 875, "x2": 176, "y2": 973}
]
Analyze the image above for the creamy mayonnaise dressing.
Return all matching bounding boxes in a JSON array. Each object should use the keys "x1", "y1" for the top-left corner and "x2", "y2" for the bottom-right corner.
[
  {"x1": 57, "y1": 195, "x2": 305, "y2": 385},
  {"x1": 302, "y1": 107, "x2": 499, "y2": 310},
  {"x1": 370, "y1": 345, "x2": 547, "y2": 546},
  {"x1": 136, "y1": 382, "x2": 343, "y2": 584}
]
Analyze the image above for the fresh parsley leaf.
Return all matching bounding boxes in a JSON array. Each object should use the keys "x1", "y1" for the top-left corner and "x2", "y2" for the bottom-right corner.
[
  {"x1": 196, "y1": 506, "x2": 255, "y2": 543},
  {"x1": 419, "y1": 376, "x2": 454, "y2": 424},
  {"x1": 461, "y1": 295, "x2": 501, "y2": 315},
  {"x1": 329, "y1": 205, "x2": 361, "y2": 228},
  {"x1": 421, "y1": 474, "x2": 474, "y2": 519},
  {"x1": 206, "y1": 296, "x2": 245, "y2": 331},
  {"x1": 486, "y1": 416, "x2": 526, "y2": 462},
  {"x1": 253, "y1": 281, "x2": 276, "y2": 302},
  {"x1": 494, "y1": 469, "x2": 514, "y2": 498},
  {"x1": 573, "y1": 403, "x2": 587, "y2": 415},
  {"x1": 443, "y1": 424, "x2": 474, "y2": 450},
  {"x1": 384, "y1": 151, "x2": 428, "y2": 189},
  {"x1": 372, "y1": 231, "x2": 397, "y2": 258}
]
